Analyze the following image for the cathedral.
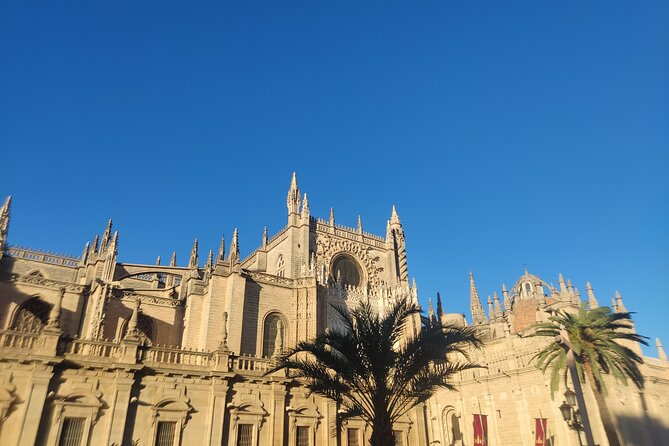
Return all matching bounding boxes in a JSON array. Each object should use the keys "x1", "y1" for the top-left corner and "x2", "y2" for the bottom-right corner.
[{"x1": 0, "y1": 173, "x2": 667, "y2": 446}]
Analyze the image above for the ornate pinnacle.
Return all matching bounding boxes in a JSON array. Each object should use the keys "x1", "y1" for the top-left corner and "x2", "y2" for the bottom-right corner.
[
  {"x1": 206, "y1": 250, "x2": 213, "y2": 270},
  {"x1": 229, "y1": 228, "x2": 239, "y2": 262},
  {"x1": 615, "y1": 290, "x2": 627, "y2": 312},
  {"x1": 301, "y1": 193, "x2": 310, "y2": 219},
  {"x1": 428, "y1": 298, "x2": 435, "y2": 324},
  {"x1": 493, "y1": 292, "x2": 503, "y2": 317},
  {"x1": 436, "y1": 292, "x2": 444, "y2": 318},
  {"x1": 262, "y1": 227, "x2": 268, "y2": 248},
  {"x1": 47, "y1": 288, "x2": 65, "y2": 329},
  {"x1": 155, "y1": 255, "x2": 161, "y2": 266},
  {"x1": 586, "y1": 281, "x2": 599, "y2": 309},
  {"x1": 656, "y1": 338, "x2": 667, "y2": 361},
  {"x1": 390, "y1": 205, "x2": 401, "y2": 226},
  {"x1": 469, "y1": 271, "x2": 487, "y2": 325},
  {"x1": 189, "y1": 239, "x2": 199, "y2": 268},
  {"x1": 169, "y1": 251, "x2": 177, "y2": 267},
  {"x1": 125, "y1": 299, "x2": 141, "y2": 340},
  {"x1": 219, "y1": 312, "x2": 230, "y2": 352},
  {"x1": 287, "y1": 171, "x2": 300, "y2": 214},
  {"x1": 357, "y1": 215, "x2": 363, "y2": 234},
  {"x1": 329, "y1": 207, "x2": 335, "y2": 225},
  {"x1": 273, "y1": 319, "x2": 284, "y2": 358},
  {"x1": 217, "y1": 236, "x2": 225, "y2": 262}
]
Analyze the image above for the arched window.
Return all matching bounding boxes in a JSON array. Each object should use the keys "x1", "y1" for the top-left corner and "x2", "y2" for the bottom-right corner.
[
  {"x1": 442, "y1": 408, "x2": 462, "y2": 446},
  {"x1": 331, "y1": 254, "x2": 361, "y2": 287},
  {"x1": 11, "y1": 298, "x2": 51, "y2": 333},
  {"x1": 276, "y1": 255, "x2": 285, "y2": 277},
  {"x1": 120, "y1": 314, "x2": 156, "y2": 345},
  {"x1": 262, "y1": 313, "x2": 284, "y2": 358}
]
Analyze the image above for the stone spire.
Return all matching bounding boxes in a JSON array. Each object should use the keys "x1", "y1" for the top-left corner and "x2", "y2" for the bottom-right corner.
[
  {"x1": 329, "y1": 207, "x2": 335, "y2": 226},
  {"x1": 229, "y1": 228, "x2": 239, "y2": 263},
  {"x1": 301, "y1": 193, "x2": 310, "y2": 220},
  {"x1": 169, "y1": 251, "x2": 177, "y2": 267},
  {"x1": 428, "y1": 298, "x2": 435, "y2": 326},
  {"x1": 91, "y1": 234, "x2": 99, "y2": 255},
  {"x1": 586, "y1": 281, "x2": 599, "y2": 309},
  {"x1": 188, "y1": 239, "x2": 199, "y2": 269},
  {"x1": 79, "y1": 241, "x2": 90, "y2": 266},
  {"x1": 614, "y1": 291, "x2": 627, "y2": 312},
  {"x1": 389, "y1": 206, "x2": 408, "y2": 282},
  {"x1": 487, "y1": 295, "x2": 494, "y2": 319},
  {"x1": 262, "y1": 227, "x2": 268, "y2": 249},
  {"x1": 493, "y1": 292, "x2": 503, "y2": 318},
  {"x1": 656, "y1": 338, "x2": 667, "y2": 361},
  {"x1": 469, "y1": 271, "x2": 487, "y2": 325},
  {"x1": 100, "y1": 219, "x2": 113, "y2": 252},
  {"x1": 0, "y1": 196, "x2": 10, "y2": 260},
  {"x1": 558, "y1": 273, "x2": 567, "y2": 295},
  {"x1": 287, "y1": 172, "x2": 301, "y2": 220},
  {"x1": 502, "y1": 283, "x2": 512, "y2": 311},
  {"x1": 357, "y1": 215, "x2": 363, "y2": 234},
  {"x1": 436, "y1": 292, "x2": 444, "y2": 319},
  {"x1": 155, "y1": 256, "x2": 161, "y2": 266},
  {"x1": 217, "y1": 236, "x2": 225, "y2": 263},
  {"x1": 205, "y1": 250, "x2": 213, "y2": 271}
]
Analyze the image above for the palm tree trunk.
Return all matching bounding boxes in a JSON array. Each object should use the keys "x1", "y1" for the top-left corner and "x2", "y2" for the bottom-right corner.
[
  {"x1": 369, "y1": 411, "x2": 395, "y2": 446},
  {"x1": 584, "y1": 363, "x2": 621, "y2": 446}
]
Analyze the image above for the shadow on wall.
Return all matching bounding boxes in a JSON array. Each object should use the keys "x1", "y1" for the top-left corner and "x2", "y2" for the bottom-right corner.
[{"x1": 616, "y1": 414, "x2": 669, "y2": 446}]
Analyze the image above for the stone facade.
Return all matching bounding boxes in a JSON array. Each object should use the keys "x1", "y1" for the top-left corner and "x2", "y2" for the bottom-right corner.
[{"x1": 0, "y1": 176, "x2": 667, "y2": 446}]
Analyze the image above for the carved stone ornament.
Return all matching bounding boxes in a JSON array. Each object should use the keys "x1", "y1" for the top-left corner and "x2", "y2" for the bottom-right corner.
[{"x1": 315, "y1": 235, "x2": 384, "y2": 288}]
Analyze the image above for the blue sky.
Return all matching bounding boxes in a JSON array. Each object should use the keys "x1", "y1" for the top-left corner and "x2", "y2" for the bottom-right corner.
[{"x1": 2, "y1": 1, "x2": 668, "y2": 355}]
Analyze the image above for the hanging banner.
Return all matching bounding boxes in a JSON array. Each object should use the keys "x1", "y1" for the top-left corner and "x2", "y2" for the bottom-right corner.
[
  {"x1": 473, "y1": 414, "x2": 488, "y2": 446},
  {"x1": 535, "y1": 418, "x2": 548, "y2": 446}
]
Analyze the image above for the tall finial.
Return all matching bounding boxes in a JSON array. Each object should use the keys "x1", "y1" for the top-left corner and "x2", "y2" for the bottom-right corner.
[
  {"x1": 46, "y1": 288, "x2": 65, "y2": 329},
  {"x1": 229, "y1": 228, "x2": 239, "y2": 263},
  {"x1": 656, "y1": 338, "x2": 667, "y2": 361},
  {"x1": 487, "y1": 295, "x2": 494, "y2": 319},
  {"x1": 287, "y1": 171, "x2": 301, "y2": 217},
  {"x1": 219, "y1": 312, "x2": 229, "y2": 352},
  {"x1": 301, "y1": 193, "x2": 310, "y2": 220},
  {"x1": 217, "y1": 236, "x2": 225, "y2": 262},
  {"x1": 436, "y1": 292, "x2": 444, "y2": 318},
  {"x1": 427, "y1": 298, "x2": 435, "y2": 325},
  {"x1": 586, "y1": 281, "x2": 599, "y2": 309},
  {"x1": 614, "y1": 290, "x2": 627, "y2": 312},
  {"x1": 189, "y1": 239, "x2": 199, "y2": 268},
  {"x1": 100, "y1": 219, "x2": 113, "y2": 252},
  {"x1": 206, "y1": 250, "x2": 214, "y2": 271},
  {"x1": 357, "y1": 215, "x2": 363, "y2": 234},
  {"x1": 273, "y1": 319, "x2": 284, "y2": 358},
  {"x1": 79, "y1": 241, "x2": 90, "y2": 265},
  {"x1": 469, "y1": 271, "x2": 487, "y2": 325},
  {"x1": 502, "y1": 283, "x2": 512, "y2": 311},
  {"x1": 125, "y1": 299, "x2": 141, "y2": 340},
  {"x1": 329, "y1": 207, "x2": 335, "y2": 226},
  {"x1": 92, "y1": 234, "x2": 99, "y2": 254},
  {"x1": 262, "y1": 227, "x2": 268, "y2": 248},
  {"x1": 493, "y1": 292, "x2": 503, "y2": 318},
  {"x1": 169, "y1": 251, "x2": 177, "y2": 267},
  {"x1": 558, "y1": 273, "x2": 567, "y2": 295},
  {"x1": 155, "y1": 255, "x2": 161, "y2": 266}
]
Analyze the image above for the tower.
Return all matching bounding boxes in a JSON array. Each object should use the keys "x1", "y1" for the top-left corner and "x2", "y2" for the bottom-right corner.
[{"x1": 0, "y1": 196, "x2": 10, "y2": 260}]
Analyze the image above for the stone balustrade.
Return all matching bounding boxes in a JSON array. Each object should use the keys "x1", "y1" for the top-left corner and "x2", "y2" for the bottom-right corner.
[{"x1": 0, "y1": 329, "x2": 39, "y2": 350}]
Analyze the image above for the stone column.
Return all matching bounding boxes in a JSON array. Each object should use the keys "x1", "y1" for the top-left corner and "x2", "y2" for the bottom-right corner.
[
  {"x1": 209, "y1": 378, "x2": 231, "y2": 446},
  {"x1": 103, "y1": 371, "x2": 136, "y2": 446},
  {"x1": 17, "y1": 367, "x2": 52, "y2": 446},
  {"x1": 270, "y1": 381, "x2": 287, "y2": 446}
]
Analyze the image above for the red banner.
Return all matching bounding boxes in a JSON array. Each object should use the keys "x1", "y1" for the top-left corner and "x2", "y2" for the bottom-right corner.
[
  {"x1": 535, "y1": 418, "x2": 548, "y2": 446},
  {"x1": 473, "y1": 414, "x2": 488, "y2": 446}
]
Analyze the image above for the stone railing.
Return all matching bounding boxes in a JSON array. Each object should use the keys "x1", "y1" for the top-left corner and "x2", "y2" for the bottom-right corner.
[
  {"x1": 232, "y1": 354, "x2": 274, "y2": 375},
  {"x1": 0, "y1": 329, "x2": 39, "y2": 350},
  {"x1": 141, "y1": 345, "x2": 213, "y2": 367},
  {"x1": 5, "y1": 246, "x2": 80, "y2": 268},
  {"x1": 63, "y1": 338, "x2": 125, "y2": 359}
]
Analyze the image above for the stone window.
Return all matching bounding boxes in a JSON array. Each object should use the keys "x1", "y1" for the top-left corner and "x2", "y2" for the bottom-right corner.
[
  {"x1": 296, "y1": 426, "x2": 309, "y2": 446},
  {"x1": 58, "y1": 417, "x2": 85, "y2": 446},
  {"x1": 347, "y1": 428, "x2": 360, "y2": 446},
  {"x1": 276, "y1": 255, "x2": 285, "y2": 277},
  {"x1": 262, "y1": 313, "x2": 284, "y2": 358},
  {"x1": 10, "y1": 297, "x2": 50, "y2": 333},
  {"x1": 155, "y1": 421, "x2": 177, "y2": 446},
  {"x1": 236, "y1": 423, "x2": 253, "y2": 446},
  {"x1": 393, "y1": 430, "x2": 404, "y2": 446},
  {"x1": 331, "y1": 254, "x2": 361, "y2": 287}
]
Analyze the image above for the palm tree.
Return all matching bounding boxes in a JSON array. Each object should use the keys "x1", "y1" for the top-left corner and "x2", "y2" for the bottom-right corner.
[
  {"x1": 268, "y1": 297, "x2": 482, "y2": 446},
  {"x1": 532, "y1": 304, "x2": 649, "y2": 446}
]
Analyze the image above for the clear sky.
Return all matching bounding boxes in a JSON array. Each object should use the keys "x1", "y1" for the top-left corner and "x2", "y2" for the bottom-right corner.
[{"x1": 2, "y1": 1, "x2": 668, "y2": 355}]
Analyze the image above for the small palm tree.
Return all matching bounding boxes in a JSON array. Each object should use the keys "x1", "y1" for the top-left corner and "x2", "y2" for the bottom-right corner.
[
  {"x1": 532, "y1": 304, "x2": 649, "y2": 446},
  {"x1": 268, "y1": 297, "x2": 482, "y2": 446}
]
